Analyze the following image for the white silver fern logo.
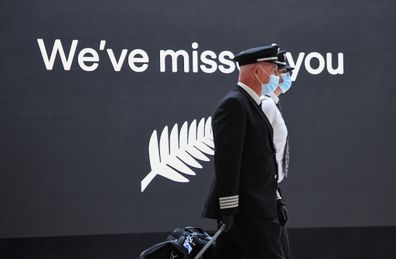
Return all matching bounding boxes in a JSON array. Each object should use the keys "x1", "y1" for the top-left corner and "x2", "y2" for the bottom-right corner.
[{"x1": 141, "y1": 117, "x2": 214, "y2": 192}]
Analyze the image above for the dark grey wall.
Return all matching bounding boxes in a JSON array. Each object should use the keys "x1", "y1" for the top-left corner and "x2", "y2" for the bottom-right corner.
[{"x1": 0, "y1": 0, "x2": 395, "y2": 238}]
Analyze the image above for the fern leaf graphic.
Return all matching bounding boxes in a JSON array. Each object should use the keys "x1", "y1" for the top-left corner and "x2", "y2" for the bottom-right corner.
[{"x1": 141, "y1": 116, "x2": 214, "y2": 192}]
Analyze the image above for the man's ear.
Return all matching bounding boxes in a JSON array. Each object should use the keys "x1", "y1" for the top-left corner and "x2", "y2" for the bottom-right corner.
[{"x1": 255, "y1": 64, "x2": 260, "y2": 74}]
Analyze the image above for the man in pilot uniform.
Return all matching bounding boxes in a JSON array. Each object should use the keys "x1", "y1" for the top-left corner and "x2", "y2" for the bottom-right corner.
[{"x1": 201, "y1": 44, "x2": 285, "y2": 259}]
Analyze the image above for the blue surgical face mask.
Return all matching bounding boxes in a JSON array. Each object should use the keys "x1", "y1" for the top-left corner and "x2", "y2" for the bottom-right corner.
[
  {"x1": 257, "y1": 67, "x2": 279, "y2": 95},
  {"x1": 279, "y1": 73, "x2": 292, "y2": 93}
]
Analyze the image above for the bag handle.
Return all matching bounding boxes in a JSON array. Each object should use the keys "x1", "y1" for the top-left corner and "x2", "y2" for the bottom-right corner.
[{"x1": 193, "y1": 223, "x2": 226, "y2": 259}]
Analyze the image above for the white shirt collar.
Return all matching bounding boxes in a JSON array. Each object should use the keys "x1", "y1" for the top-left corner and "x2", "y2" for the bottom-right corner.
[
  {"x1": 237, "y1": 82, "x2": 261, "y2": 105},
  {"x1": 270, "y1": 92, "x2": 280, "y2": 104}
]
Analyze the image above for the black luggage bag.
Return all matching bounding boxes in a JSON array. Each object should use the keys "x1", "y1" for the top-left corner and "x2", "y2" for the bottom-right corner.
[{"x1": 139, "y1": 224, "x2": 226, "y2": 259}]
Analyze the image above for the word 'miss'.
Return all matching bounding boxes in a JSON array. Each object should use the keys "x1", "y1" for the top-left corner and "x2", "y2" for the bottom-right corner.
[
  {"x1": 37, "y1": 39, "x2": 149, "y2": 72},
  {"x1": 160, "y1": 42, "x2": 235, "y2": 74}
]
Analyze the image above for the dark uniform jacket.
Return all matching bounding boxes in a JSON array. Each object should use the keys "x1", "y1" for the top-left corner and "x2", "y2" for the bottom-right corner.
[{"x1": 201, "y1": 85, "x2": 279, "y2": 220}]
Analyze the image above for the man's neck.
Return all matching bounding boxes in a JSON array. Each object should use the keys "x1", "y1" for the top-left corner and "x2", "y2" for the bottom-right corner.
[
  {"x1": 238, "y1": 79, "x2": 262, "y2": 96},
  {"x1": 237, "y1": 82, "x2": 262, "y2": 105}
]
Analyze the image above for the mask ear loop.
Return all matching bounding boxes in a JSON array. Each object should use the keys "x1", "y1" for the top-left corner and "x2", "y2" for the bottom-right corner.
[{"x1": 255, "y1": 65, "x2": 265, "y2": 85}]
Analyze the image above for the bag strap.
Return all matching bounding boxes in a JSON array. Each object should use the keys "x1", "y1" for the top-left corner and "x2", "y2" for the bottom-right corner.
[{"x1": 184, "y1": 226, "x2": 205, "y2": 234}]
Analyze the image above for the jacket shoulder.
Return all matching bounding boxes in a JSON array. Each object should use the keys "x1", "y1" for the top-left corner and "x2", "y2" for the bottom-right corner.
[{"x1": 216, "y1": 88, "x2": 246, "y2": 109}]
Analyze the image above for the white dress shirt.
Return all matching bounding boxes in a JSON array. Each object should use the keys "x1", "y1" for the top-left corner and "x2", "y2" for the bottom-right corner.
[{"x1": 260, "y1": 95, "x2": 288, "y2": 184}]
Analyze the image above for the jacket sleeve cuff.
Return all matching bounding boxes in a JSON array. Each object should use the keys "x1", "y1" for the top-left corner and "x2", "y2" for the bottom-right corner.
[{"x1": 219, "y1": 195, "x2": 239, "y2": 209}]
